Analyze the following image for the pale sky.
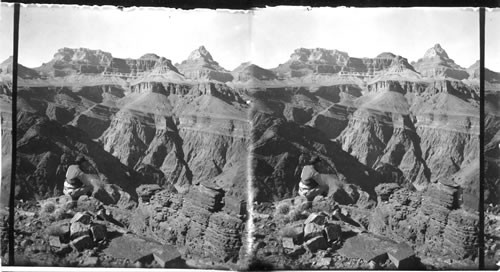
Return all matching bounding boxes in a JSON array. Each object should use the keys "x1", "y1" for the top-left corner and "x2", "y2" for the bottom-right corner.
[
  {"x1": 0, "y1": 4, "x2": 13, "y2": 62},
  {"x1": 0, "y1": 5, "x2": 497, "y2": 72},
  {"x1": 486, "y1": 9, "x2": 500, "y2": 72},
  {"x1": 252, "y1": 7, "x2": 479, "y2": 69}
]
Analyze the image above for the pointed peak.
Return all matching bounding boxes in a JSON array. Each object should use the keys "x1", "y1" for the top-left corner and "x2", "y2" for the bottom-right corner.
[
  {"x1": 468, "y1": 60, "x2": 480, "y2": 69},
  {"x1": 0, "y1": 56, "x2": 13, "y2": 66},
  {"x1": 424, "y1": 43, "x2": 449, "y2": 59},
  {"x1": 187, "y1": 45, "x2": 214, "y2": 63}
]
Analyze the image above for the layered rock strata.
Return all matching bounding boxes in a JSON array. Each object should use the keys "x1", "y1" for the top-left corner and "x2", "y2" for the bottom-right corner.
[
  {"x1": 369, "y1": 181, "x2": 478, "y2": 260},
  {"x1": 130, "y1": 184, "x2": 246, "y2": 265}
]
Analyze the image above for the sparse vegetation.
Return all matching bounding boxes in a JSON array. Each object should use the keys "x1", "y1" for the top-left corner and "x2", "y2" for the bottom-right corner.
[
  {"x1": 53, "y1": 208, "x2": 67, "y2": 220},
  {"x1": 286, "y1": 208, "x2": 303, "y2": 222},
  {"x1": 41, "y1": 202, "x2": 56, "y2": 214},
  {"x1": 275, "y1": 202, "x2": 291, "y2": 216}
]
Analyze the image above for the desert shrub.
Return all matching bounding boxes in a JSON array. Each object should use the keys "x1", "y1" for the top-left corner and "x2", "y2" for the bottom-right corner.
[
  {"x1": 297, "y1": 201, "x2": 312, "y2": 213},
  {"x1": 41, "y1": 202, "x2": 56, "y2": 214},
  {"x1": 53, "y1": 208, "x2": 67, "y2": 220},
  {"x1": 286, "y1": 208, "x2": 303, "y2": 222},
  {"x1": 275, "y1": 202, "x2": 291, "y2": 216}
]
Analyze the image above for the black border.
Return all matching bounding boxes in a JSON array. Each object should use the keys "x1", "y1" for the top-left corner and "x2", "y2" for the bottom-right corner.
[
  {"x1": 3, "y1": 0, "x2": 500, "y2": 8},
  {"x1": 479, "y1": 6, "x2": 485, "y2": 270},
  {"x1": 8, "y1": 3, "x2": 20, "y2": 267}
]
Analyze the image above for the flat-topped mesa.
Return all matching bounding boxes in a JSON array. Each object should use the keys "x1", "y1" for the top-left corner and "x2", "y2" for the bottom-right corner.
[
  {"x1": 176, "y1": 46, "x2": 234, "y2": 83},
  {"x1": 360, "y1": 53, "x2": 397, "y2": 73},
  {"x1": 35, "y1": 47, "x2": 175, "y2": 77},
  {"x1": 290, "y1": 47, "x2": 350, "y2": 64},
  {"x1": 274, "y1": 48, "x2": 419, "y2": 79},
  {"x1": 274, "y1": 48, "x2": 350, "y2": 77},
  {"x1": 54, "y1": 47, "x2": 114, "y2": 64},
  {"x1": 37, "y1": 47, "x2": 113, "y2": 76},
  {"x1": 412, "y1": 44, "x2": 469, "y2": 80},
  {"x1": 116, "y1": 54, "x2": 180, "y2": 76}
]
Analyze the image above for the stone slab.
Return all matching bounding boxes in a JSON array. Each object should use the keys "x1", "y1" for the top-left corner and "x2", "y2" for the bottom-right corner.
[
  {"x1": 152, "y1": 245, "x2": 182, "y2": 268},
  {"x1": 304, "y1": 236, "x2": 328, "y2": 252},
  {"x1": 104, "y1": 234, "x2": 183, "y2": 265},
  {"x1": 282, "y1": 237, "x2": 295, "y2": 249},
  {"x1": 387, "y1": 243, "x2": 416, "y2": 268},
  {"x1": 337, "y1": 233, "x2": 399, "y2": 262}
]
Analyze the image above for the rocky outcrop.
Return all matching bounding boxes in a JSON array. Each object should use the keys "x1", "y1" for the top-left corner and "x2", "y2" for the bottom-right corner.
[
  {"x1": 45, "y1": 102, "x2": 75, "y2": 124},
  {"x1": 369, "y1": 181, "x2": 478, "y2": 261},
  {"x1": 70, "y1": 104, "x2": 118, "y2": 139},
  {"x1": 130, "y1": 184, "x2": 246, "y2": 266},
  {"x1": 374, "y1": 183, "x2": 400, "y2": 202},
  {"x1": 307, "y1": 105, "x2": 350, "y2": 139},
  {"x1": 232, "y1": 62, "x2": 277, "y2": 82},
  {"x1": 203, "y1": 212, "x2": 244, "y2": 262},
  {"x1": 442, "y1": 210, "x2": 478, "y2": 258}
]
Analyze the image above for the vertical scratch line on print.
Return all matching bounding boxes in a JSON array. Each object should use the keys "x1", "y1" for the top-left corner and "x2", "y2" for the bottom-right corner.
[{"x1": 246, "y1": 102, "x2": 255, "y2": 265}]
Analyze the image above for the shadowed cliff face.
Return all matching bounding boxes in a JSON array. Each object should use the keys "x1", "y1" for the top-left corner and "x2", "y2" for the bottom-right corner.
[
  {"x1": 98, "y1": 80, "x2": 251, "y2": 192},
  {"x1": 250, "y1": 109, "x2": 379, "y2": 203},
  {"x1": 339, "y1": 79, "x2": 478, "y2": 190},
  {"x1": 14, "y1": 111, "x2": 139, "y2": 199},
  {"x1": 485, "y1": 86, "x2": 500, "y2": 204}
]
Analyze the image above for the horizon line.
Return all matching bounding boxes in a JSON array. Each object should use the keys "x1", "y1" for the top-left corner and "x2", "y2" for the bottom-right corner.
[{"x1": 9, "y1": 44, "x2": 489, "y2": 72}]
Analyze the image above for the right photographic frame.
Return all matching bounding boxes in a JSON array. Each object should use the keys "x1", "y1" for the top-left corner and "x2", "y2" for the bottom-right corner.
[
  {"x1": 485, "y1": 7, "x2": 500, "y2": 269},
  {"x1": 248, "y1": 7, "x2": 485, "y2": 270}
]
